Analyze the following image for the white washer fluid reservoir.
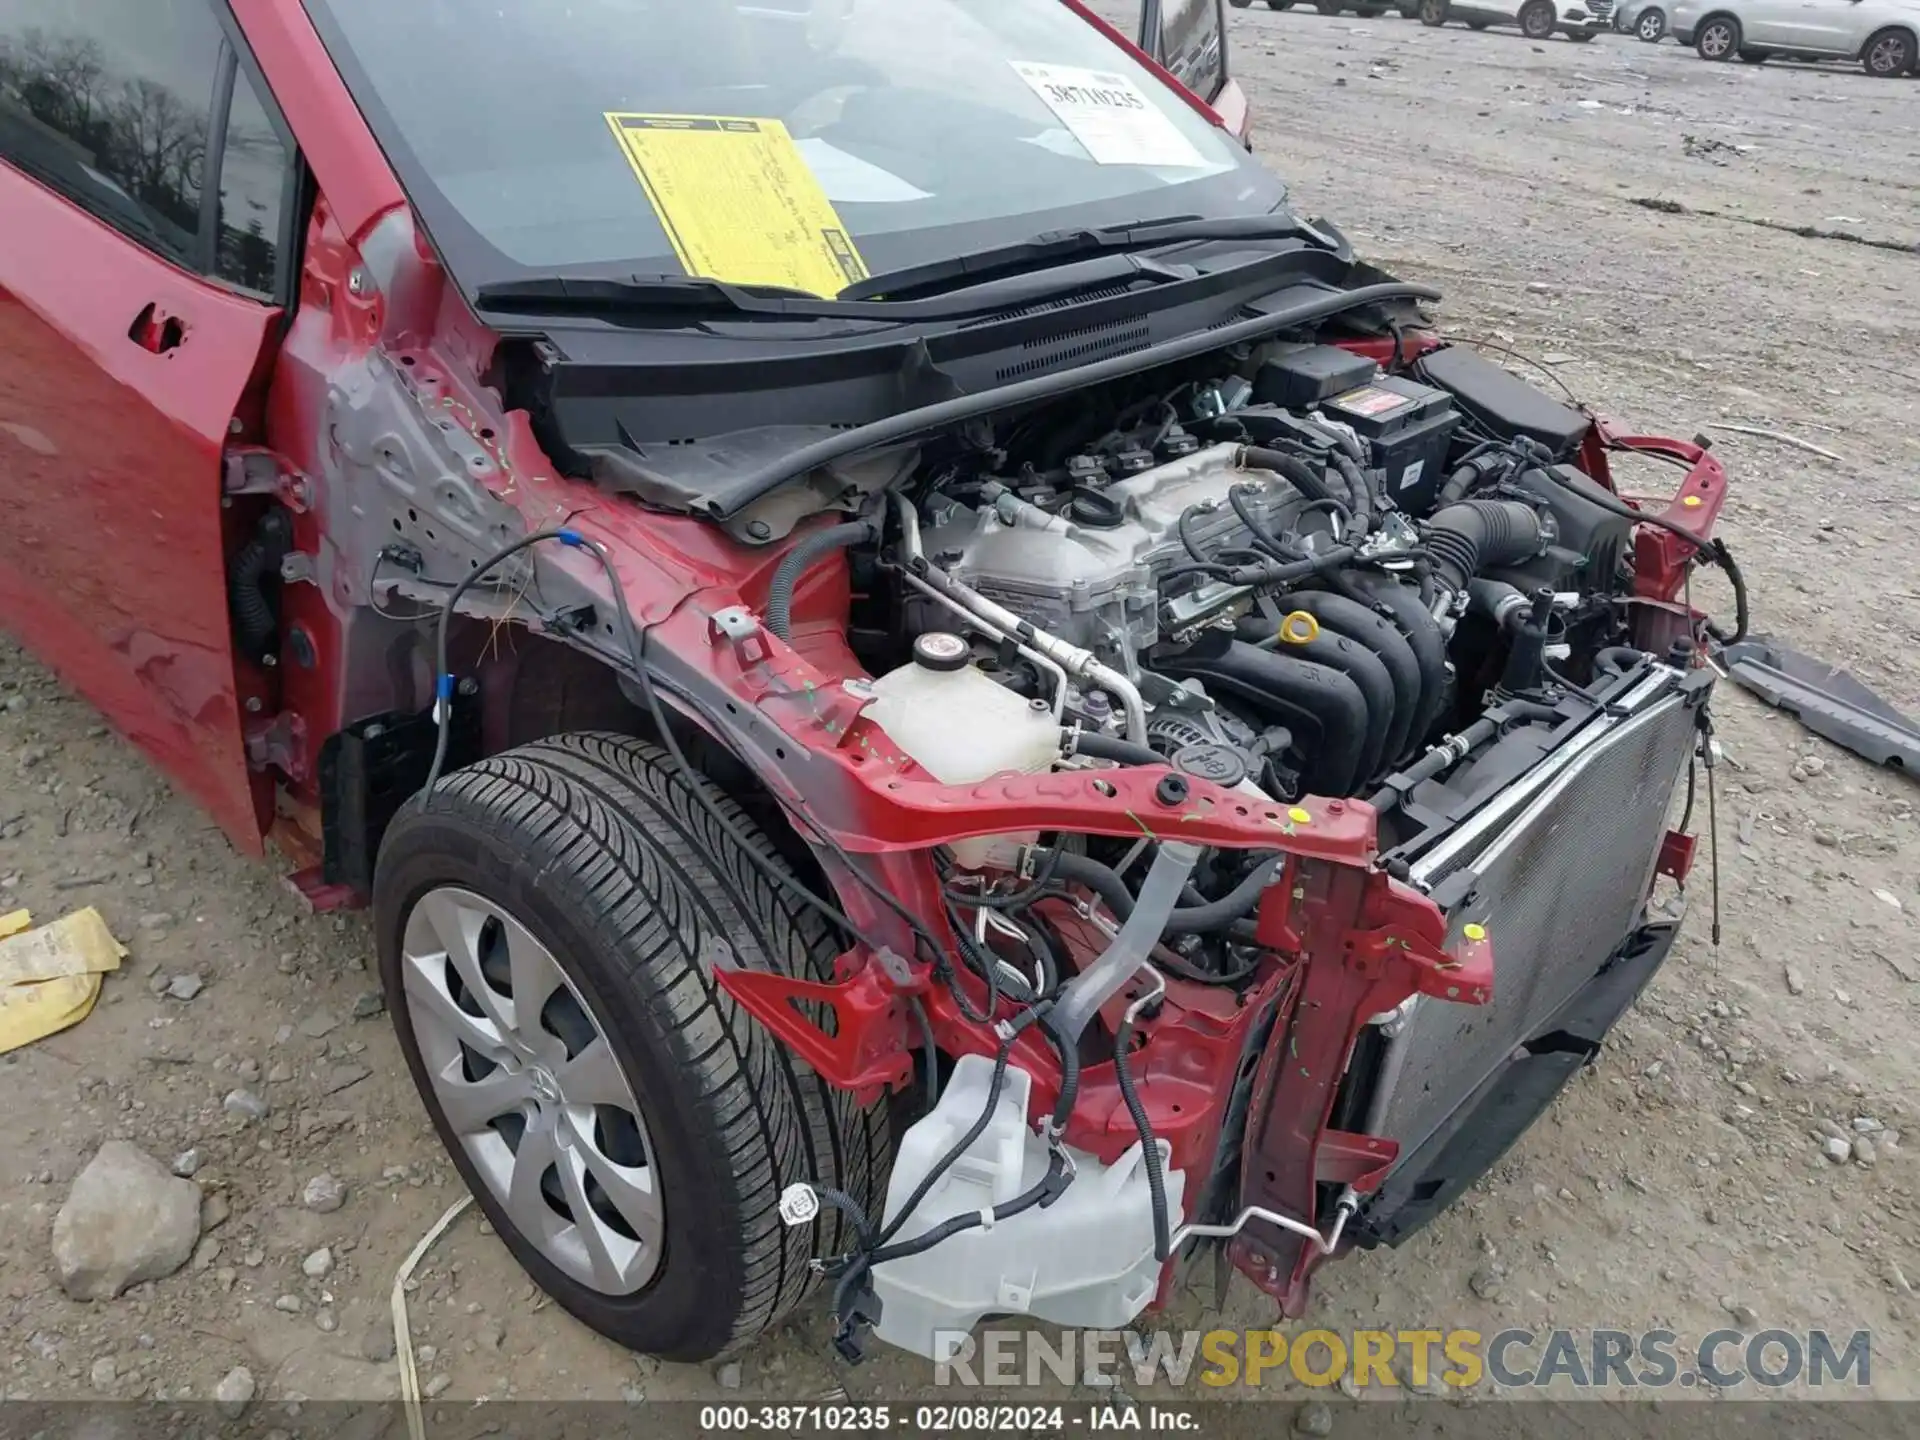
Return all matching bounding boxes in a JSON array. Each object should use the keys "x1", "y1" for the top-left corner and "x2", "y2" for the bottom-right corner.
[
  {"x1": 869, "y1": 1054, "x2": 1183, "y2": 1363},
  {"x1": 863, "y1": 633, "x2": 1061, "y2": 867}
]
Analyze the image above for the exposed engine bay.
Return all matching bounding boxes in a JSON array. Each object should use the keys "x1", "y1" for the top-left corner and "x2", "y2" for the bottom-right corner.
[
  {"x1": 733, "y1": 333, "x2": 1740, "y2": 1360},
  {"x1": 886, "y1": 341, "x2": 1648, "y2": 807},
  {"x1": 335, "y1": 267, "x2": 1740, "y2": 1366}
]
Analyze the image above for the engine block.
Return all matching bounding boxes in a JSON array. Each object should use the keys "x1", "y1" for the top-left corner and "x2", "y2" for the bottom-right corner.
[{"x1": 916, "y1": 443, "x2": 1303, "y2": 675}]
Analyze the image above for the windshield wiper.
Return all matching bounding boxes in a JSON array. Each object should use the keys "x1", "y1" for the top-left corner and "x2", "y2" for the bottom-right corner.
[
  {"x1": 474, "y1": 274, "x2": 846, "y2": 319},
  {"x1": 838, "y1": 211, "x2": 1332, "y2": 302},
  {"x1": 474, "y1": 252, "x2": 1201, "y2": 324}
]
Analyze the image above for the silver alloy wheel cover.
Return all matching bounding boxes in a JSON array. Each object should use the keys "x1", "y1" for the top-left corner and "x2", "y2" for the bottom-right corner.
[
  {"x1": 1638, "y1": 11, "x2": 1662, "y2": 39},
  {"x1": 1702, "y1": 22, "x2": 1732, "y2": 55},
  {"x1": 1867, "y1": 35, "x2": 1904, "y2": 72},
  {"x1": 401, "y1": 886, "x2": 664, "y2": 1294}
]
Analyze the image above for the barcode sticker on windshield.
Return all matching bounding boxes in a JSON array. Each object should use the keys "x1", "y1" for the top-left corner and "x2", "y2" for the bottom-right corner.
[
  {"x1": 1009, "y1": 62, "x2": 1207, "y2": 169},
  {"x1": 605, "y1": 113, "x2": 869, "y2": 297}
]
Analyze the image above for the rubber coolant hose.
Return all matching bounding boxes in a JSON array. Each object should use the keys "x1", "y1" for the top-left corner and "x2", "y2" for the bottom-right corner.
[
  {"x1": 1424, "y1": 500, "x2": 1545, "y2": 593},
  {"x1": 1042, "y1": 850, "x2": 1282, "y2": 936},
  {"x1": 1269, "y1": 591, "x2": 1423, "y2": 766},
  {"x1": 1114, "y1": 1008, "x2": 1171, "y2": 1262},
  {"x1": 1164, "y1": 855, "x2": 1283, "y2": 936},
  {"x1": 765, "y1": 519, "x2": 875, "y2": 642},
  {"x1": 1073, "y1": 732, "x2": 1165, "y2": 767}
]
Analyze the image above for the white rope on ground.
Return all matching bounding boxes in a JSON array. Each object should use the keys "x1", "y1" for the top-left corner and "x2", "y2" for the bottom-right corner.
[{"x1": 391, "y1": 1194, "x2": 473, "y2": 1440}]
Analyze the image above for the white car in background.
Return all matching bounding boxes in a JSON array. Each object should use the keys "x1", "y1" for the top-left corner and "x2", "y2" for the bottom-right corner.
[
  {"x1": 1408, "y1": 0, "x2": 1613, "y2": 39},
  {"x1": 1671, "y1": 0, "x2": 1920, "y2": 74},
  {"x1": 1615, "y1": 0, "x2": 1671, "y2": 39}
]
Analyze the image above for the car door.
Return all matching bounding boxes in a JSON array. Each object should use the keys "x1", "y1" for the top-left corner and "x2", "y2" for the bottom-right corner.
[
  {"x1": 1751, "y1": 0, "x2": 1820, "y2": 45},
  {"x1": 0, "y1": 0, "x2": 298, "y2": 849},
  {"x1": 1794, "y1": 0, "x2": 1880, "y2": 50}
]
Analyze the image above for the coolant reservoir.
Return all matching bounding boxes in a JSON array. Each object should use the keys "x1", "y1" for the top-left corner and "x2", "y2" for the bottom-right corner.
[{"x1": 864, "y1": 633, "x2": 1060, "y2": 868}]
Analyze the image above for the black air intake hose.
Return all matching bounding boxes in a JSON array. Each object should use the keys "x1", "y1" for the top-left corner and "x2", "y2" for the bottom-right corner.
[
  {"x1": 1153, "y1": 634, "x2": 1368, "y2": 796},
  {"x1": 1348, "y1": 572, "x2": 1451, "y2": 753},
  {"x1": 1237, "y1": 616, "x2": 1394, "y2": 782},
  {"x1": 765, "y1": 519, "x2": 876, "y2": 642},
  {"x1": 1424, "y1": 500, "x2": 1546, "y2": 593},
  {"x1": 1264, "y1": 591, "x2": 1422, "y2": 766}
]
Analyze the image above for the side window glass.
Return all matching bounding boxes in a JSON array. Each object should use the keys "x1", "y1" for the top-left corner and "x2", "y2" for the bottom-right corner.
[
  {"x1": 1156, "y1": 0, "x2": 1226, "y2": 101},
  {"x1": 213, "y1": 61, "x2": 289, "y2": 294},
  {"x1": 0, "y1": 0, "x2": 226, "y2": 267}
]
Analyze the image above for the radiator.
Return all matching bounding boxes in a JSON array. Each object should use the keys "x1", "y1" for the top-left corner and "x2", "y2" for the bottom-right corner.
[{"x1": 1369, "y1": 670, "x2": 1699, "y2": 1163}]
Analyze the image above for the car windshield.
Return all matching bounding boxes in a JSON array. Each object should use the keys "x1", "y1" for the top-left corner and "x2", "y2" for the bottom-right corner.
[{"x1": 303, "y1": 0, "x2": 1280, "y2": 297}]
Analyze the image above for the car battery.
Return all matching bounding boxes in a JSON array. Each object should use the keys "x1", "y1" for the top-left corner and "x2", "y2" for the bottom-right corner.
[{"x1": 1318, "y1": 375, "x2": 1460, "y2": 514}]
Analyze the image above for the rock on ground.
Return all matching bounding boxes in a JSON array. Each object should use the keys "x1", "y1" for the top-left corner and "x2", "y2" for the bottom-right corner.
[
  {"x1": 215, "y1": 1365, "x2": 256, "y2": 1418},
  {"x1": 51, "y1": 1142, "x2": 202, "y2": 1301},
  {"x1": 303, "y1": 1172, "x2": 348, "y2": 1213}
]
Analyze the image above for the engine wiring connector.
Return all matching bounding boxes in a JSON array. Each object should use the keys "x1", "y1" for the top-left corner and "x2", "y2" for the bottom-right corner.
[{"x1": 779, "y1": 1183, "x2": 821, "y2": 1228}]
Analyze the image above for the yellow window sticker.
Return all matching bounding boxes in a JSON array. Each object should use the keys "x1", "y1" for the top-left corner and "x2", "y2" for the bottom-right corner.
[{"x1": 604, "y1": 113, "x2": 869, "y2": 298}]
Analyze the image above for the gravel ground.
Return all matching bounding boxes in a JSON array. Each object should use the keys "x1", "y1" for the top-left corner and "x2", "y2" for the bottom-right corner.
[{"x1": 3, "y1": 13, "x2": 1917, "y2": 1420}]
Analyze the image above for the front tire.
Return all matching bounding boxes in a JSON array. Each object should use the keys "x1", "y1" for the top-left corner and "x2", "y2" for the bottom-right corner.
[
  {"x1": 1518, "y1": 0, "x2": 1558, "y2": 39},
  {"x1": 1419, "y1": 0, "x2": 1449, "y2": 26},
  {"x1": 1636, "y1": 7, "x2": 1667, "y2": 41},
  {"x1": 374, "y1": 734, "x2": 890, "y2": 1361},
  {"x1": 1695, "y1": 14, "x2": 1741, "y2": 59},
  {"x1": 1862, "y1": 27, "x2": 1916, "y2": 77}
]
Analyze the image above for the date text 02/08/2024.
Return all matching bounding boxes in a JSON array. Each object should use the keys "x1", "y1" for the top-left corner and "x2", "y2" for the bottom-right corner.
[{"x1": 697, "y1": 1403, "x2": 1200, "y2": 1434}]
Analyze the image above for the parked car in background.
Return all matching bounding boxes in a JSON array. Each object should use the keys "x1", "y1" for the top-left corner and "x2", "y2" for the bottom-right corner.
[
  {"x1": 1413, "y1": 0, "x2": 1613, "y2": 39},
  {"x1": 1616, "y1": 0, "x2": 1670, "y2": 39},
  {"x1": 1229, "y1": 0, "x2": 1395, "y2": 17},
  {"x1": 1672, "y1": 0, "x2": 1920, "y2": 74}
]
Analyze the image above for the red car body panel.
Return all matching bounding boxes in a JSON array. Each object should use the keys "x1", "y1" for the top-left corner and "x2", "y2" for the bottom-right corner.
[
  {"x1": 0, "y1": 165, "x2": 278, "y2": 847},
  {"x1": 0, "y1": 0, "x2": 1721, "y2": 1328}
]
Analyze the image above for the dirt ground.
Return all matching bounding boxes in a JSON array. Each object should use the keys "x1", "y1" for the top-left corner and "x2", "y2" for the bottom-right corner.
[{"x1": 3, "y1": 11, "x2": 1917, "y2": 1421}]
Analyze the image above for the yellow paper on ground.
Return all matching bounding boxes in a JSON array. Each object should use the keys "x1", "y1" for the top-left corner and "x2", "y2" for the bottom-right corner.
[
  {"x1": 604, "y1": 113, "x2": 869, "y2": 297},
  {"x1": 0, "y1": 973, "x2": 104, "y2": 1051},
  {"x1": 0, "y1": 906, "x2": 125, "y2": 1053},
  {"x1": 0, "y1": 906, "x2": 126, "y2": 984}
]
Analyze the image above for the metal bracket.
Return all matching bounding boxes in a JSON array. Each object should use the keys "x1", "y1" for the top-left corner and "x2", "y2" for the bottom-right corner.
[
  {"x1": 244, "y1": 711, "x2": 309, "y2": 783},
  {"x1": 712, "y1": 959, "x2": 922, "y2": 1100},
  {"x1": 223, "y1": 449, "x2": 313, "y2": 512}
]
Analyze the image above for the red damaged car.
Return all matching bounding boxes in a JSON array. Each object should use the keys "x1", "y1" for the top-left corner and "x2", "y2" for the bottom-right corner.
[{"x1": 0, "y1": 0, "x2": 1741, "y2": 1363}]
